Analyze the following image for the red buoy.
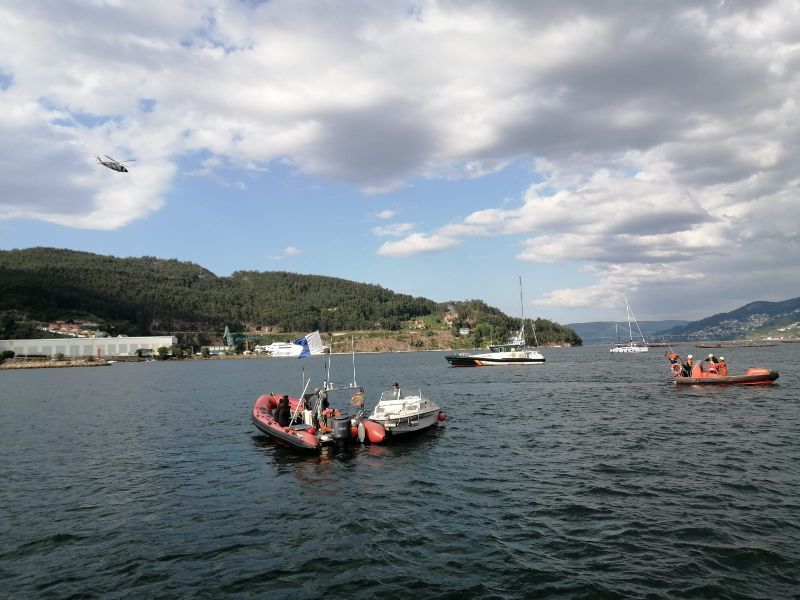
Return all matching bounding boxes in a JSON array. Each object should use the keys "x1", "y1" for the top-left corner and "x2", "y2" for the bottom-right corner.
[{"x1": 437, "y1": 412, "x2": 446, "y2": 422}]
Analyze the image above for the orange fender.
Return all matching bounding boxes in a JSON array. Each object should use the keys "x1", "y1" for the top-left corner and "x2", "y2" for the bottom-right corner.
[{"x1": 359, "y1": 419, "x2": 386, "y2": 444}]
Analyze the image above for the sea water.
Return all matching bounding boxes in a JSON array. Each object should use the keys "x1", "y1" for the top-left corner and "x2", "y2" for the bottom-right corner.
[{"x1": 1, "y1": 344, "x2": 798, "y2": 598}]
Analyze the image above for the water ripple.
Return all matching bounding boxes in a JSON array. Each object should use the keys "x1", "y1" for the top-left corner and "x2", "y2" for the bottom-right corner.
[{"x1": 1, "y1": 345, "x2": 799, "y2": 598}]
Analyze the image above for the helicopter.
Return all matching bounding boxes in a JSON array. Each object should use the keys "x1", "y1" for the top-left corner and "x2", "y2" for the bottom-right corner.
[{"x1": 96, "y1": 155, "x2": 135, "y2": 173}]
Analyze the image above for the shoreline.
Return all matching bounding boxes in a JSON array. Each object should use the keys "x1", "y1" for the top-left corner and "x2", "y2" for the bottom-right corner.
[{"x1": 0, "y1": 358, "x2": 111, "y2": 369}]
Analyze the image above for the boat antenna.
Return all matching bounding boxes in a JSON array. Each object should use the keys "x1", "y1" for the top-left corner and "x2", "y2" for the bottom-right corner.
[
  {"x1": 324, "y1": 344, "x2": 331, "y2": 391},
  {"x1": 351, "y1": 335, "x2": 357, "y2": 387},
  {"x1": 290, "y1": 377, "x2": 313, "y2": 424}
]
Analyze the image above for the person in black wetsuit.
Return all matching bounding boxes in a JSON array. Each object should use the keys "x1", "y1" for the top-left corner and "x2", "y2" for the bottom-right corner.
[
  {"x1": 276, "y1": 395, "x2": 291, "y2": 426},
  {"x1": 682, "y1": 355, "x2": 694, "y2": 377}
]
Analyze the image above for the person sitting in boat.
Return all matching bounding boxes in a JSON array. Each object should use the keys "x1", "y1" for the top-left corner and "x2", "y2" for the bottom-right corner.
[
  {"x1": 276, "y1": 395, "x2": 291, "y2": 427},
  {"x1": 705, "y1": 353, "x2": 719, "y2": 374},
  {"x1": 304, "y1": 388, "x2": 320, "y2": 411},
  {"x1": 319, "y1": 389, "x2": 329, "y2": 410},
  {"x1": 682, "y1": 355, "x2": 694, "y2": 377},
  {"x1": 718, "y1": 356, "x2": 728, "y2": 377},
  {"x1": 304, "y1": 388, "x2": 329, "y2": 410},
  {"x1": 392, "y1": 382, "x2": 401, "y2": 399}
]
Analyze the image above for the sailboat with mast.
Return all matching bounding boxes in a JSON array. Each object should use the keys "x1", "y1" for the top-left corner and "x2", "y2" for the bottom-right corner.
[
  {"x1": 445, "y1": 277, "x2": 545, "y2": 366},
  {"x1": 609, "y1": 298, "x2": 649, "y2": 353}
]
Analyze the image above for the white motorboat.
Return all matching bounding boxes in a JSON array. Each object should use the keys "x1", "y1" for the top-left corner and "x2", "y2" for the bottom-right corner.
[
  {"x1": 254, "y1": 331, "x2": 329, "y2": 357},
  {"x1": 366, "y1": 387, "x2": 443, "y2": 436},
  {"x1": 445, "y1": 276, "x2": 545, "y2": 366},
  {"x1": 444, "y1": 328, "x2": 545, "y2": 365},
  {"x1": 609, "y1": 298, "x2": 649, "y2": 353}
]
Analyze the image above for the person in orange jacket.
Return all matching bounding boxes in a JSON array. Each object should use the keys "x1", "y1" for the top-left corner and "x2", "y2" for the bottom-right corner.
[{"x1": 718, "y1": 356, "x2": 728, "y2": 376}]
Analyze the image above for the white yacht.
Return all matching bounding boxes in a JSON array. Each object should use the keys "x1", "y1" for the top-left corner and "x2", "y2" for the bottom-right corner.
[
  {"x1": 610, "y1": 298, "x2": 649, "y2": 353},
  {"x1": 445, "y1": 277, "x2": 545, "y2": 366}
]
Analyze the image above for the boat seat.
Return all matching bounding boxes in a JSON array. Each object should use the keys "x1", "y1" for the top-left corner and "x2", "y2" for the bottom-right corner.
[{"x1": 290, "y1": 423, "x2": 313, "y2": 431}]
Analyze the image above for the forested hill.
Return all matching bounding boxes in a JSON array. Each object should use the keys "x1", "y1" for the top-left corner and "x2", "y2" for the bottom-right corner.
[{"x1": 0, "y1": 247, "x2": 580, "y2": 346}]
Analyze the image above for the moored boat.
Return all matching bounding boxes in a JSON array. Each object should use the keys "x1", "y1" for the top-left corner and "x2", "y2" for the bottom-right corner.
[
  {"x1": 251, "y1": 393, "x2": 327, "y2": 451},
  {"x1": 366, "y1": 386, "x2": 445, "y2": 436},
  {"x1": 445, "y1": 277, "x2": 545, "y2": 367},
  {"x1": 445, "y1": 333, "x2": 545, "y2": 366},
  {"x1": 610, "y1": 298, "x2": 649, "y2": 353}
]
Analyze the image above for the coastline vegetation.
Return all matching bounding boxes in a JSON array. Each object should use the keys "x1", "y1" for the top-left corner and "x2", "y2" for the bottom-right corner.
[{"x1": 0, "y1": 247, "x2": 582, "y2": 351}]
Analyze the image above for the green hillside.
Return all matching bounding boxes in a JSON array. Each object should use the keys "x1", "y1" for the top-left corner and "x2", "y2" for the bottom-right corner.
[
  {"x1": 657, "y1": 297, "x2": 800, "y2": 340},
  {"x1": 0, "y1": 247, "x2": 581, "y2": 347}
]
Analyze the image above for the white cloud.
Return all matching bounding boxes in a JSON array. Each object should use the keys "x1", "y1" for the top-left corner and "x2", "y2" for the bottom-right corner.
[
  {"x1": 378, "y1": 232, "x2": 460, "y2": 256},
  {"x1": 266, "y1": 245, "x2": 302, "y2": 260},
  {"x1": 371, "y1": 223, "x2": 415, "y2": 237},
  {"x1": 1, "y1": 1, "x2": 799, "y2": 318}
]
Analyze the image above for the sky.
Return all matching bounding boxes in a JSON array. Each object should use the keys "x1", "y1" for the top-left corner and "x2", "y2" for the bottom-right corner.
[{"x1": 1, "y1": 0, "x2": 799, "y2": 324}]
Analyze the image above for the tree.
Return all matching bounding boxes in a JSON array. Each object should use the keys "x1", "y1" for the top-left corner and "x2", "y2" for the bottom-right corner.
[{"x1": 157, "y1": 346, "x2": 169, "y2": 360}]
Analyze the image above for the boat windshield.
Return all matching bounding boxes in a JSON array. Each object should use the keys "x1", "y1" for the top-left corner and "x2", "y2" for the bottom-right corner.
[
  {"x1": 489, "y1": 343, "x2": 522, "y2": 352},
  {"x1": 379, "y1": 388, "x2": 423, "y2": 402},
  {"x1": 380, "y1": 389, "x2": 405, "y2": 401}
]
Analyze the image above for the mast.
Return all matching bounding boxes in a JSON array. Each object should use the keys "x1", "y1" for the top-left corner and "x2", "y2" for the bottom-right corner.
[
  {"x1": 628, "y1": 301, "x2": 647, "y2": 344},
  {"x1": 625, "y1": 297, "x2": 634, "y2": 345},
  {"x1": 519, "y1": 276, "x2": 539, "y2": 348},
  {"x1": 519, "y1": 276, "x2": 526, "y2": 343}
]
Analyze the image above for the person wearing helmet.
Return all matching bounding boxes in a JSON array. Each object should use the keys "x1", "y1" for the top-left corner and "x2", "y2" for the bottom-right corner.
[
  {"x1": 682, "y1": 354, "x2": 694, "y2": 377},
  {"x1": 706, "y1": 353, "x2": 719, "y2": 374},
  {"x1": 718, "y1": 356, "x2": 728, "y2": 376}
]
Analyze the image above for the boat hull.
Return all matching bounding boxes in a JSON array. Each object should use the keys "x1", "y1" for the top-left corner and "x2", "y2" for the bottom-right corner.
[
  {"x1": 610, "y1": 345, "x2": 649, "y2": 353},
  {"x1": 445, "y1": 352, "x2": 545, "y2": 366},
  {"x1": 675, "y1": 369, "x2": 779, "y2": 386},
  {"x1": 369, "y1": 409, "x2": 441, "y2": 435},
  {"x1": 252, "y1": 393, "x2": 323, "y2": 451}
]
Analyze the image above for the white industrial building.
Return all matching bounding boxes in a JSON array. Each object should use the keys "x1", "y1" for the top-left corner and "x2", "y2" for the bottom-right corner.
[{"x1": 0, "y1": 336, "x2": 178, "y2": 358}]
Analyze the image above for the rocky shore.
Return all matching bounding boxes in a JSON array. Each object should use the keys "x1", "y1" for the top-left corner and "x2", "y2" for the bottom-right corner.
[{"x1": 0, "y1": 359, "x2": 111, "y2": 369}]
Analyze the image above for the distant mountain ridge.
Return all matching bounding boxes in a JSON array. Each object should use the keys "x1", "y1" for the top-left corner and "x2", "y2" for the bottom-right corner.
[
  {"x1": 570, "y1": 296, "x2": 800, "y2": 344},
  {"x1": 656, "y1": 297, "x2": 800, "y2": 340},
  {"x1": 567, "y1": 320, "x2": 688, "y2": 346}
]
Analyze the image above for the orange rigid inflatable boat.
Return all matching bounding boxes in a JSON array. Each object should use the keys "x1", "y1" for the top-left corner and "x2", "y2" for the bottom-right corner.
[{"x1": 665, "y1": 353, "x2": 779, "y2": 386}]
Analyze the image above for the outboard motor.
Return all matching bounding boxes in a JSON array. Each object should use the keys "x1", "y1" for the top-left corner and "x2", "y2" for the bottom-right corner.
[{"x1": 332, "y1": 414, "x2": 353, "y2": 446}]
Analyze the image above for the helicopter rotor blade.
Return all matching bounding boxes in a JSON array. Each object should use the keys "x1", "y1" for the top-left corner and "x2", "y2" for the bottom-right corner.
[{"x1": 104, "y1": 155, "x2": 117, "y2": 162}]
